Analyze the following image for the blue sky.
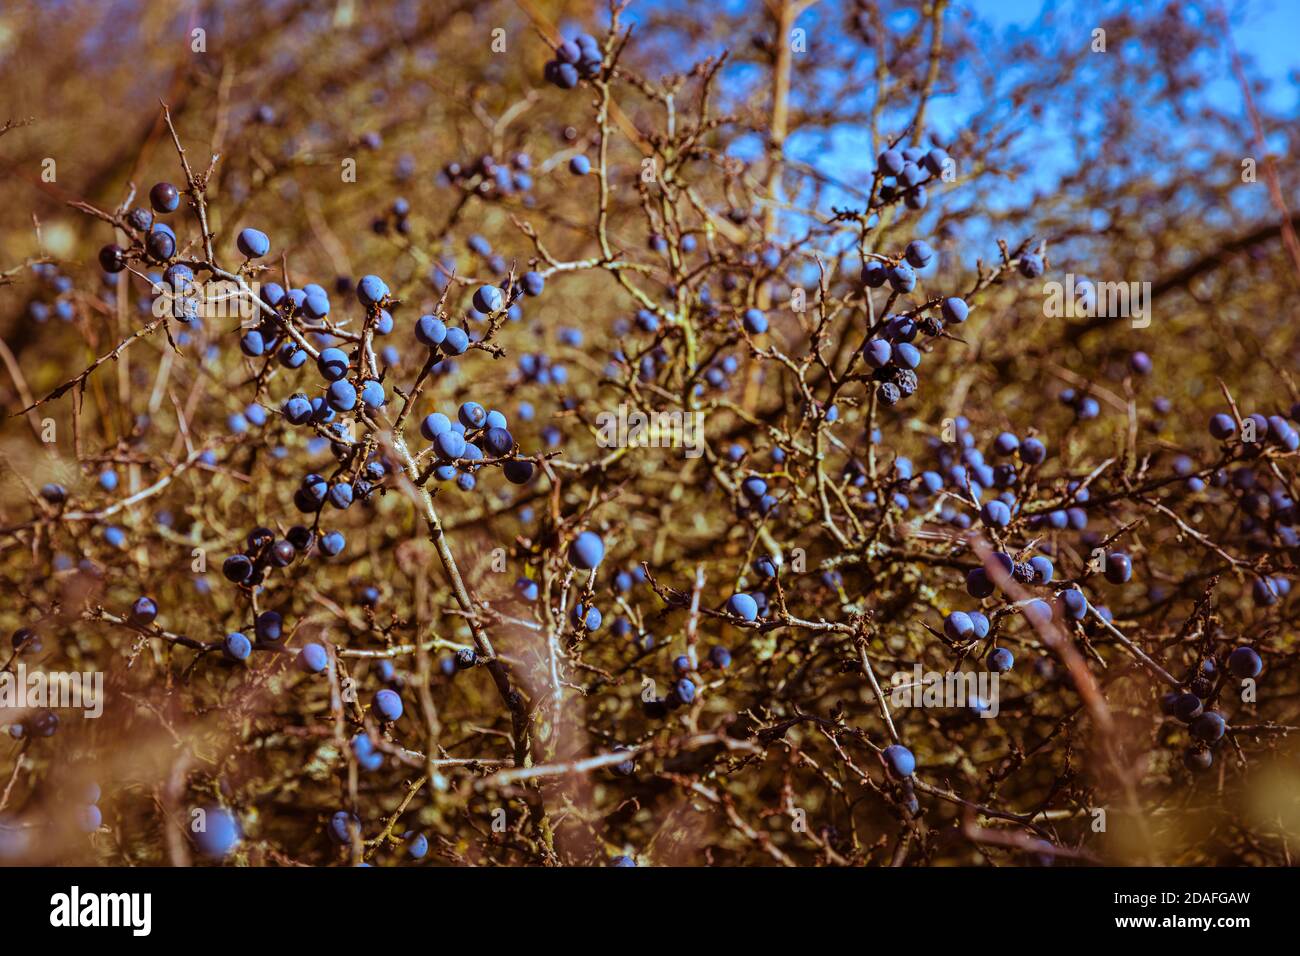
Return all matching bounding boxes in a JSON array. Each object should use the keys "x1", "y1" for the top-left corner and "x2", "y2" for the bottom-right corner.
[
  {"x1": 601, "y1": 0, "x2": 1298, "y2": 264},
  {"x1": 610, "y1": 0, "x2": 1295, "y2": 198},
  {"x1": 733, "y1": 0, "x2": 1295, "y2": 244},
  {"x1": 978, "y1": 0, "x2": 1297, "y2": 112}
]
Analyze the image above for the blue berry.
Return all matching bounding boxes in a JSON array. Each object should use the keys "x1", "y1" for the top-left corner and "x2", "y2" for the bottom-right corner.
[
  {"x1": 239, "y1": 330, "x2": 266, "y2": 357},
  {"x1": 483, "y1": 427, "x2": 513, "y2": 456},
  {"x1": 359, "y1": 380, "x2": 385, "y2": 409},
  {"x1": 980, "y1": 500, "x2": 1011, "y2": 528},
  {"x1": 967, "y1": 567, "x2": 994, "y2": 598},
  {"x1": 261, "y1": 282, "x2": 287, "y2": 308},
  {"x1": 1171, "y1": 692, "x2": 1203, "y2": 722},
  {"x1": 673, "y1": 678, "x2": 696, "y2": 704},
  {"x1": 352, "y1": 732, "x2": 383, "y2": 771},
  {"x1": 882, "y1": 744, "x2": 915, "y2": 777},
  {"x1": 254, "y1": 610, "x2": 283, "y2": 643},
  {"x1": 357, "y1": 275, "x2": 389, "y2": 307},
  {"x1": 434, "y1": 430, "x2": 467, "y2": 461},
  {"x1": 328, "y1": 810, "x2": 361, "y2": 844},
  {"x1": 303, "y1": 289, "x2": 330, "y2": 319},
  {"x1": 1029, "y1": 555, "x2": 1054, "y2": 584},
  {"x1": 236, "y1": 228, "x2": 270, "y2": 258},
  {"x1": 279, "y1": 343, "x2": 307, "y2": 368},
  {"x1": 893, "y1": 342, "x2": 921, "y2": 369},
  {"x1": 1226, "y1": 646, "x2": 1262, "y2": 678},
  {"x1": 405, "y1": 831, "x2": 429, "y2": 859},
  {"x1": 884, "y1": 313, "x2": 917, "y2": 342},
  {"x1": 993, "y1": 432, "x2": 1019, "y2": 456},
  {"x1": 862, "y1": 261, "x2": 888, "y2": 288},
  {"x1": 147, "y1": 222, "x2": 176, "y2": 260},
  {"x1": 30, "y1": 710, "x2": 58, "y2": 736},
  {"x1": 300, "y1": 643, "x2": 329, "y2": 673},
  {"x1": 1184, "y1": 747, "x2": 1213, "y2": 773},
  {"x1": 1208, "y1": 413, "x2": 1236, "y2": 440},
  {"x1": 326, "y1": 380, "x2": 357, "y2": 412},
  {"x1": 98, "y1": 243, "x2": 126, "y2": 272},
  {"x1": 922, "y1": 148, "x2": 950, "y2": 174},
  {"x1": 194, "y1": 806, "x2": 241, "y2": 858},
  {"x1": 503, "y1": 460, "x2": 534, "y2": 484},
  {"x1": 129, "y1": 596, "x2": 158, "y2": 626},
  {"x1": 1190, "y1": 711, "x2": 1227, "y2": 742},
  {"x1": 223, "y1": 554, "x2": 254, "y2": 583},
  {"x1": 741, "y1": 476, "x2": 768, "y2": 501},
  {"x1": 40, "y1": 483, "x2": 67, "y2": 504},
  {"x1": 473, "y1": 285, "x2": 504, "y2": 314},
  {"x1": 877, "y1": 149, "x2": 905, "y2": 176},
  {"x1": 904, "y1": 240, "x2": 933, "y2": 268},
  {"x1": 458, "y1": 401, "x2": 488, "y2": 429},
  {"x1": 415, "y1": 315, "x2": 447, "y2": 348},
  {"x1": 862, "y1": 339, "x2": 895, "y2": 370},
  {"x1": 725, "y1": 593, "x2": 758, "y2": 621},
  {"x1": 420, "y1": 412, "x2": 452, "y2": 440},
  {"x1": 1056, "y1": 588, "x2": 1088, "y2": 620},
  {"x1": 317, "y1": 347, "x2": 350, "y2": 381},
  {"x1": 224, "y1": 632, "x2": 252, "y2": 661},
  {"x1": 943, "y1": 611, "x2": 974, "y2": 641},
  {"x1": 888, "y1": 262, "x2": 916, "y2": 293},
  {"x1": 570, "y1": 603, "x2": 602, "y2": 631},
  {"x1": 1023, "y1": 599, "x2": 1054, "y2": 626},
  {"x1": 521, "y1": 272, "x2": 545, "y2": 296},
  {"x1": 442, "y1": 327, "x2": 469, "y2": 355},
  {"x1": 149, "y1": 181, "x2": 180, "y2": 213},
  {"x1": 373, "y1": 689, "x2": 404, "y2": 722},
  {"x1": 76, "y1": 806, "x2": 101, "y2": 832},
  {"x1": 1019, "y1": 437, "x2": 1046, "y2": 464},
  {"x1": 569, "y1": 531, "x2": 605, "y2": 569},
  {"x1": 547, "y1": 60, "x2": 580, "y2": 88},
  {"x1": 941, "y1": 297, "x2": 968, "y2": 324},
  {"x1": 1104, "y1": 552, "x2": 1133, "y2": 584},
  {"x1": 1251, "y1": 577, "x2": 1281, "y2": 606}
]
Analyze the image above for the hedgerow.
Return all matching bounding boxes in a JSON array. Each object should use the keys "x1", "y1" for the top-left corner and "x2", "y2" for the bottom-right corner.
[{"x1": 0, "y1": 0, "x2": 1297, "y2": 867}]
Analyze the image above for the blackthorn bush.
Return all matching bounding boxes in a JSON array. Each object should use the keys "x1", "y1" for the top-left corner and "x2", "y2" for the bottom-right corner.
[{"x1": 0, "y1": 0, "x2": 1296, "y2": 872}]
